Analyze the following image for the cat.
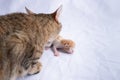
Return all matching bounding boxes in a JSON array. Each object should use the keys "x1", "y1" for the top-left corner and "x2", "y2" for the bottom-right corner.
[
  {"x1": 0, "y1": 5, "x2": 62, "y2": 80},
  {"x1": 45, "y1": 35, "x2": 75, "y2": 56}
]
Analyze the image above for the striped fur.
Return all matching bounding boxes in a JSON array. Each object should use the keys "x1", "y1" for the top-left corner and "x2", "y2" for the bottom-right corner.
[{"x1": 0, "y1": 7, "x2": 62, "y2": 80}]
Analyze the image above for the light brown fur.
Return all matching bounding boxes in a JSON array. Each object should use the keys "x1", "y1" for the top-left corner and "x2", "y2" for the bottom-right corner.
[{"x1": 0, "y1": 6, "x2": 62, "y2": 80}]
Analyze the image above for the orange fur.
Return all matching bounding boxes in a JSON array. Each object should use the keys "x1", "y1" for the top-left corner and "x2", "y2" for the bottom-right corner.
[
  {"x1": 61, "y1": 39, "x2": 75, "y2": 49},
  {"x1": 48, "y1": 35, "x2": 75, "y2": 56}
]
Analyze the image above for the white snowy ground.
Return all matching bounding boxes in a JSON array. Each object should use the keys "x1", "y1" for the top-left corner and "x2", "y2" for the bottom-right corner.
[{"x1": 0, "y1": 0, "x2": 120, "y2": 80}]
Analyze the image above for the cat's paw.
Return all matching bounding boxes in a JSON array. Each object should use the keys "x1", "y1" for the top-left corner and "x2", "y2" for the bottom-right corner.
[{"x1": 28, "y1": 62, "x2": 42, "y2": 75}]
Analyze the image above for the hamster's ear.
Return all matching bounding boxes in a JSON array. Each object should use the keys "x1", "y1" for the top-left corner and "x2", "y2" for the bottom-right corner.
[
  {"x1": 25, "y1": 7, "x2": 35, "y2": 14},
  {"x1": 52, "y1": 5, "x2": 62, "y2": 23}
]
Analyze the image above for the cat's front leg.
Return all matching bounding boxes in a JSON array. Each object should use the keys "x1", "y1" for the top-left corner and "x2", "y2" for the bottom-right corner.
[{"x1": 27, "y1": 47, "x2": 43, "y2": 75}]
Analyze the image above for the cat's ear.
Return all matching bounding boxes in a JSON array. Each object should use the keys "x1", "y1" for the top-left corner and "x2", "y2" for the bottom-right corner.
[
  {"x1": 52, "y1": 5, "x2": 62, "y2": 23},
  {"x1": 25, "y1": 7, "x2": 35, "y2": 15}
]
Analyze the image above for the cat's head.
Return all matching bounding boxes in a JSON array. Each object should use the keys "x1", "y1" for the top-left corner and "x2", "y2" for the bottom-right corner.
[{"x1": 25, "y1": 6, "x2": 62, "y2": 46}]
